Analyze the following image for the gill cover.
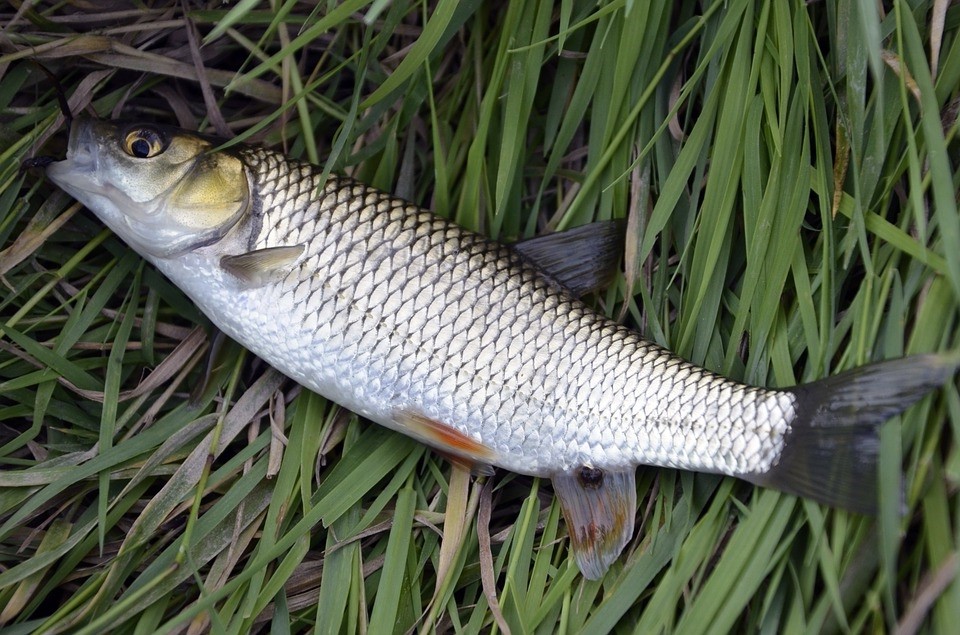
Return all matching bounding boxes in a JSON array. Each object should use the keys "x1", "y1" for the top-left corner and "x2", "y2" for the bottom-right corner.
[{"x1": 166, "y1": 151, "x2": 249, "y2": 236}]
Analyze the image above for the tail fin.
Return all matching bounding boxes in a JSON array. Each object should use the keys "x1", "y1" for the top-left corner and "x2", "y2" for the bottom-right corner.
[{"x1": 747, "y1": 353, "x2": 959, "y2": 514}]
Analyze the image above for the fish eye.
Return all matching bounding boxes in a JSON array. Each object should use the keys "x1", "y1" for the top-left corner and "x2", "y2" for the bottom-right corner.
[{"x1": 123, "y1": 128, "x2": 166, "y2": 159}]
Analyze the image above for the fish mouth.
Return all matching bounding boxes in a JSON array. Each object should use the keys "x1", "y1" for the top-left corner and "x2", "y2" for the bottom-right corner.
[{"x1": 45, "y1": 117, "x2": 100, "y2": 189}]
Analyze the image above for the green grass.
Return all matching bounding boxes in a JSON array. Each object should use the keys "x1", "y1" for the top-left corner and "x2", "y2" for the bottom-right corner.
[{"x1": 1, "y1": 0, "x2": 959, "y2": 632}]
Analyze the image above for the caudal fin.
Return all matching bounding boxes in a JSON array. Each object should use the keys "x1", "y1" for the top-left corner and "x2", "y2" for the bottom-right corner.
[{"x1": 747, "y1": 353, "x2": 959, "y2": 514}]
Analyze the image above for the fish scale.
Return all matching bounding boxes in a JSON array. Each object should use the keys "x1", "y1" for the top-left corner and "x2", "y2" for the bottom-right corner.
[
  {"x1": 44, "y1": 117, "x2": 957, "y2": 578},
  {"x1": 220, "y1": 145, "x2": 797, "y2": 477}
]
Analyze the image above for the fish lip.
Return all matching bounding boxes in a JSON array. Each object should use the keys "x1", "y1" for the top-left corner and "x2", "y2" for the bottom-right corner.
[{"x1": 45, "y1": 116, "x2": 99, "y2": 184}]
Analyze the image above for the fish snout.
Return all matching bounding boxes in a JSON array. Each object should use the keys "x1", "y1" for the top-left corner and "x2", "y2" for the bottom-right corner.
[{"x1": 45, "y1": 117, "x2": 100, "y2": 185}]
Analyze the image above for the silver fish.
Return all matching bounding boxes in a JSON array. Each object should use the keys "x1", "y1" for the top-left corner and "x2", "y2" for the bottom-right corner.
[{"x1": 43, "y1": 117, "x2": 957, "y2": 578}]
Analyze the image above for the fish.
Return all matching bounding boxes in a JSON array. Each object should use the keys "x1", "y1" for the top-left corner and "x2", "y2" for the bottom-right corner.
[{"x1": 41, "y1": 116, "x2": 958, "y2": 579}]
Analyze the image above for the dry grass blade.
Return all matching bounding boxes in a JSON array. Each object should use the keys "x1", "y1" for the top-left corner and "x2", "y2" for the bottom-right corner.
[
  {"x1": 0, "y1": 195, "x2": 79, "y2": 277},
  {"x1": 434, "y1": 464, "x2": 470, "y2": 593},
  {"x1": 180, "y1": 8, "x2": 231, "y2": 137},
  {"x1": 896, "y1": 552, "x2": 959, "y2": 635},
  {"x1": 69, "y1": 326, "x2": 207, "y2": 402},
  {"x1": 478, "y1": 478, "x2": 510, "y2": 635},
  {"x1": 882, "y1": 49, "x2": 922, "y2": 103},
  {"x1": 929, "y1": 0, "x2": 948, "y2": 79},
  {"x1": 118, "y1": 369, "x2": 283, "y2": 557}
]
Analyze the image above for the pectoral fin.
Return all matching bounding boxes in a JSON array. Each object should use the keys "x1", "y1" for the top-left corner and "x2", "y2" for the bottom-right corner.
[
  {"x1": 221, "y1": 245, "x2": 305, "y2": 285},
  {"x1": 394, "y1": 409, "x2": 496, "y2": 475},
  {"x1": 552, "y1": 467, "x2": 636, "y2": 579},
  {"x1": 513, "y1": 220, "x2": 624, "y2": 297}
]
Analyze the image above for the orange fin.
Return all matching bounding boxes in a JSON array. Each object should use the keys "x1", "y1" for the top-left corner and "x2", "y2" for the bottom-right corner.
[
  {"x1": 394, "y1": 409, "x2": 496, "y2": 475},
  {"x1": 552, "y1": 467, "x2": 636, "y2": 580}
]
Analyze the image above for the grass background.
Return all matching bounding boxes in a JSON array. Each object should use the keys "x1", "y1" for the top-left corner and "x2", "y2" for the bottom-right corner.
[{"x1": 1, "y1": 0, "x2": 959, "y2": 632}]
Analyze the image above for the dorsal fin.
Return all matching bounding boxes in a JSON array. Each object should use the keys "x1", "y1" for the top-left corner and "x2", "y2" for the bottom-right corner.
[
  {"x1": 513, "y1": 220, "x2": 624, "y2": 297},
  {"x1": 552, "y1": 466, "x2": 636, "y2": 579}
]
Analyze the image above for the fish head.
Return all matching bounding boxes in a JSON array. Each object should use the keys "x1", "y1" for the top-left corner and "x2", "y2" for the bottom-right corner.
[{"x1": 45, "y1": 117, "x2": 250, "y2": 258}]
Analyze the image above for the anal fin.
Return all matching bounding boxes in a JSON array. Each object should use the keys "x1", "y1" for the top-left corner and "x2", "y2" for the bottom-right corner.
[
  {"x1": 552, "y1": 467, "x2": 636, "y2": 580},
  {"x1": 221, "y1": 245, "x2": 306, "y2": 285}
]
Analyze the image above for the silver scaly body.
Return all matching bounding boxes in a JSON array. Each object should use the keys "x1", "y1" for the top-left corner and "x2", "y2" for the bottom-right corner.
[{"x1": 156, "y1": 147, "x2": 796, "y2": 478}]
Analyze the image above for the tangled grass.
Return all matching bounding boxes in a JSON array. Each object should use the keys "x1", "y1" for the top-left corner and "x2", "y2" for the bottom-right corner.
[{"x1": 1, "y1": 1, "x2": 959, "y2": 632}]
